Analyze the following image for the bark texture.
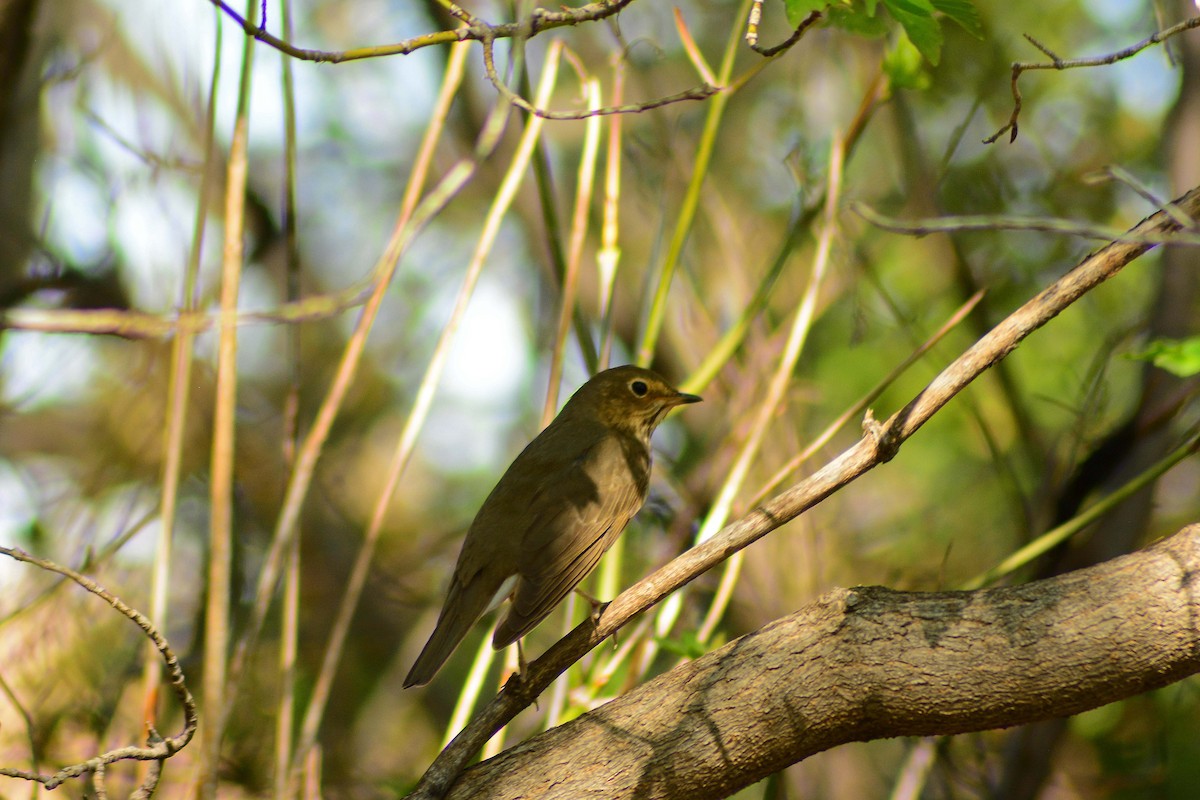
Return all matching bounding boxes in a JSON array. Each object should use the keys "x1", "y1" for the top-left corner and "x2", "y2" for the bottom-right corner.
[{"x1": 447, "y1": 523, "x2": 1200, "y2": 800}]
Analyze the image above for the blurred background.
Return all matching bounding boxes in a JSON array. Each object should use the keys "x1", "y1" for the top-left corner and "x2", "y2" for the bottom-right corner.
[{"x1": 0, "y1": 0, "x2": 1198, "y2": 797}]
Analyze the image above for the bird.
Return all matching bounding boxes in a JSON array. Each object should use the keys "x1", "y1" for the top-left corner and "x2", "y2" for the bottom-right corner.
[{"x1": 404, "y1": 365, "x2": 701, "y2": 688}]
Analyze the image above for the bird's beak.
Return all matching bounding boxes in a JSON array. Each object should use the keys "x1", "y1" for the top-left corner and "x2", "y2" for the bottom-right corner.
[{"x1": 671, "y1": 391, "x2": 702, "y2": 406}]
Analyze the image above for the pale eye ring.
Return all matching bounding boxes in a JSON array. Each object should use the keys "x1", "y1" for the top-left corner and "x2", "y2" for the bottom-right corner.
[{"x1": 630, "y1": 379, "x2": 649, "y2": 397}]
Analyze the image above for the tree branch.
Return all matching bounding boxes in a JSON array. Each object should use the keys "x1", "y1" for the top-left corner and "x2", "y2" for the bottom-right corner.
[
  {"x1": 207, "y1": 0, "x2": 639, "y2": 63},
  {"x1": 447, "y1": 523, "x2": 1200, "y2": 799}
]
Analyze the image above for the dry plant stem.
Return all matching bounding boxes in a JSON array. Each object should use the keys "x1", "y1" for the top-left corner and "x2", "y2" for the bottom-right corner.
[
  {"x1": 408, "y1": 186, "x2": 1200, "y2": 800},
  {"x1": 275, "y1": 0, "x2": 302, "y2": 794},
  {"x1": 853, "y1": 203, "x2": 1200, "y2": 244},
  {"x1": 141, "y1": 2, "x2": 223, "y2": 738},
  {"x1": 199, "y1": 6, "x2": 255, "y2": 795},
  {"x1": 984, "y1": 16, "x2": 1200, "y2": 143},
  {"x1": 295, "y1": 44, "x2": 559, "y2": 768},
  {"x1": 683, "y1": 70, "x2": 883, "y2": 395},
  {"x1": 963, "y1": 430, "x2": 1200, "y2": 590},
  {"x1": 0, "y1": 673, "x2": 39, "y2": 782},
  {"x1": 444, "y1": 524, "x2": 1200, "y2": 799},
  {"x1": 595, "y1": 58, "x2": 624, "y2": 369},
  {"x1": 407, "y1": 51, "x2": 566, "y2": 757},
  {"x1": 0, "y1": 547, "x2": 197, "y2": 790},
  {"x1": 675, "y1": 8, "x2": 718, "y2": 85},
  {"x1": 542, "y1": 75, "x2": 601, "y2": 425},
  {"x1": 693, "y1": 135, "x2": 843, "y2": 646},
  {"x1": 636, "y1": 0, "x2": 751, "y2": 367},
  {"x1": 225, "y1": 34, "x2": 489, "y2": 777},
  {"x1": 280, "y1": 40, "x2": 480, "y2": 780},
  {"x1": 0, "y1": 290, "x2": 367, "y2": 338},
  {"x1": 278, "y1": 541, "x2": 301, "y2": 800},
  {"x1": 889, "y1": 739, "x2": 937, "y2": 800},
  {"x1": 480, "y1": 33, "x2": 716, "y2": 120}
]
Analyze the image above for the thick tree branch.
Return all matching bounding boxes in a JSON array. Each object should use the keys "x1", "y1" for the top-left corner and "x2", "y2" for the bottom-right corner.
[
  {"x1": 448, "y1": 523, "x2": 1200, "y2": 799},
  {"x1": 408, "y1": 185, "x2": 1200, "y2": 799}
]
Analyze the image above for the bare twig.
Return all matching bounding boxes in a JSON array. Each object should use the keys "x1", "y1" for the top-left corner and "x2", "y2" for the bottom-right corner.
[
  {"x1": 480, "y1": 32, "x2": 717, "y2": 119},
  {"x1": 747, "y1": 9, "x2": 822, "y2": 57},
  {"x1": 852, "y1": 202, "x2": 1200, "y2": 243},
  {"x1": 1087, "y1": 165, "x2": 1199, "y2": 230},
  {"x1": 211, "y1": 0, "x2": 718, "y2": 118},
  {"x1": 207, "y1": 0, "x2": 639, "y2": 63},
  {"x1": 0, "y1": 547, "x2": 197, "y2": 791},
  {"x1": 985, "y1": 16, "x2": 1200, "y2": 143}
]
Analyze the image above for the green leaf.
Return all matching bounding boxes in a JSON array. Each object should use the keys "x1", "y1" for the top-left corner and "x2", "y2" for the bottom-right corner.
[
  {"x1": 827, "y1": 3, "x2": 889, "y2": 37},
  {"x1": 656, "y1": 631, "x2": 708, "y2": 659},
  {"x1": 784, "y1": 0, "x2": 839, "y2": 27},
  {"x1": 883, "y1": 35, "x2": 931, "y2": 88},
  {"x1": 1128, "y1": 337, "x2": 1200, "y2": 377},
  {"x1": 931, "y1": 0, "x2": 984, "y2": 39},
  {"x1": 883, "y1": 0, "x2": 943, "y2": 65}
]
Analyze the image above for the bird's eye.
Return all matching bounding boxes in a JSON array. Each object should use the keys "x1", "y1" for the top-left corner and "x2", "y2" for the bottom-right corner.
[{"x1": 630, "y1": 379, "x2": 649, "y2": 397}]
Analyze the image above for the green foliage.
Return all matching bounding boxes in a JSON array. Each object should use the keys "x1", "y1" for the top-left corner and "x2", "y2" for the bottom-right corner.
[
  {"x1": 883, "y1": 35, "x2": 931, "y2": 88},
  {"x1": 826, "y1": 3, "x2": 889, "y2": 37},
  {"x1": 883, "y1": 0, "x2": 944, "y2": 64},
  {"x1": 1129, "y1": 337, "x2": 1200, "y2": 377},
  {"x1": 785, "y1": 0, "x2": 848, "y2": 25},
  {"x1": 793, "y1": 0, "x2": 983, "y2": 64},
  {"x1": 656, "y1": 630, "x2": 710, "y2": 659},
  {"x1": 931, "y1": 0, "x2": 984, "y2": 38}
]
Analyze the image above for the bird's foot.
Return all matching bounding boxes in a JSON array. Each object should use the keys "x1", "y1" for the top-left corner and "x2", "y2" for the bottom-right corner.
[
  {"x1": 574, "y1": 588, "x2": 612, "y2": 625},
  {"x1": 502, "y1": 639, "x2": 540, "y2": 709}
]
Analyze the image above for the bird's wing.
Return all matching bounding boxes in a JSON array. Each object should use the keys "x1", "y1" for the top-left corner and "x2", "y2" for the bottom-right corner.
[{"x1": 492, "y1": 433, "x2": 648, "y2": 648}]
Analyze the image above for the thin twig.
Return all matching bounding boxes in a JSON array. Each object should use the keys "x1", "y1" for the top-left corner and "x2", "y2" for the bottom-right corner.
[
  {"x1": 693, "y1": 133, "x2": 844, "y2": 645},
  {"x1": 748, "y1": 10, "x2": 822, "y2": 57},
  {"x1": 853, "y1": 202, "x2": 1200, "y2": 243},
  {"x1": 1089, "y1": 165, "x2": 1198, "y2": 230},
  {"x1": 0, "y1": 547, "x2": 197, "y2": 790},
  {"x1": 207, "y1": 0, "x2": 639, "y2": 63},
  {"x1": 480, "y1": 32, "x2": 716, "y2": 119},
  {"x1": 985, "y1": 16, "x2": 1200, "y2": 143}
]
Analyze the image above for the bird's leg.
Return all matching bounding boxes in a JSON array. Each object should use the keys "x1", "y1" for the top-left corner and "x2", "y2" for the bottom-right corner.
[
  {"x1": 501, "y1": 639, "x2": 539, "y2": 708},
  {"x1": 516, "y1": 637, "x2": 528, "y2": 679},
  {"x1": 573, "y1": 587, "x2": 608, "y2": 621},
  {"x1": 574, "y1": 588, "x2": 615, "y2": 644}
]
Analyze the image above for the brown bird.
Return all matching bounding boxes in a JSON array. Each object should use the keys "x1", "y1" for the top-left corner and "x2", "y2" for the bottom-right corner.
[{"x1": 404, "y1": 365, "x2": 700, "y2": 688}]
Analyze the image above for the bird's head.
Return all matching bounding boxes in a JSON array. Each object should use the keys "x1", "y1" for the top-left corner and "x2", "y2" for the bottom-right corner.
[{"x1": 568, "y1": 365, "x2": 701, "y2": 441}]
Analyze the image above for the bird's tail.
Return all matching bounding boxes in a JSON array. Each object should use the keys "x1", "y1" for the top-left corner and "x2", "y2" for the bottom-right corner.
[{"x1": 404, "y1": 575, "x2": 511, "y2": 687}]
